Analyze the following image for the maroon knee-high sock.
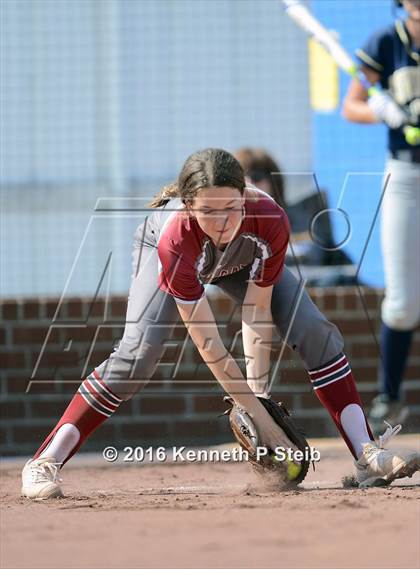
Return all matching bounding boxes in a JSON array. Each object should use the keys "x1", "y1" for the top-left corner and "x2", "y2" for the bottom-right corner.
[
  {"x1": 33, "y1": 371, "x2": 122, "y2": 466},
  {"x1": 308, "y1": 353, "x2": 374, "y2": 459}
]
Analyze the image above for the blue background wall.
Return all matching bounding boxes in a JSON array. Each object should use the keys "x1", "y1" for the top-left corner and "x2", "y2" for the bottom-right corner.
[{"x1": 1, "y1": 0, "x2": 403, "y2": 296}]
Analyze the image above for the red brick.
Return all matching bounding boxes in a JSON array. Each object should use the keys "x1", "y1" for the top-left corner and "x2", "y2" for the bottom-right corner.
[
  {"x1": 13, "y1": 327, "x2": 50, "y2": 345},
  {"x1": 323, "y1": 292, "x2": 337, "y2": 311},
  {"x1": 358, "y1": 389, "x2": 377, "y2": 408},
  {"x1": 337, "y1": 319, "x2": 372, "y2": 335},
  {"x1": 296, "y1": 392, "x2": 318, "y2": 409},
  {"x1": 88, "y1": 300, "x2": 106, "y2": 319},
  {"x1": 193, "y1": 395, "x2": 224, "y2": 414},
  {"x1": 29, "y1": 374, "x2": 68, "y2": 392},
  {"x1": 6, "y1": 373, "x2": 65, "y2": 395},
  {"x1": 67, "y1": 299, "x2": 83, "y2": 319},
  {"x1": 59, "y1": 379, "x2": 84, "y2": 394},
  {"x1": 405, "y1": 365, "x2": 420, "y2": 380},
  {"x1": 2, "y1": 301, "x2": 18, "y2": 320},
  {"x1": 110, "y1": 299, "x2": 127, "y2": 319},
  {"x1": 362, "y1": 290, "x2": 382, "y2": 310},
  {"x1": 171, "y1": 380, "x2": 225, "y2": 392},
  {"x1": 59, "y1": 326, "x2": 96, "y2": 343},
  {"x1": 28, "y1": 399, "x2": 68, "y2": 419},
  {"x1": 0, "y1": 427, "x2": 7, "y2": 445},
  {"x1": 343, "y1": 291, "x2": 358, "y2": 310},
  {"x1": 113, "y1": 399, "x2": 134, "y2": 417},
  {"x1": 277, "y1": 367, "x2": 306, "y2": 384},
  {"x1": 87, "y1": 350, "x2": 112, "y2": 367},
  {"x1": 350, "y1": 365, "x2": 378, "y2": 382},
  {"x1": 12, "y1": 424, "x2": 52, "y2": 444},
  {"x1": 0, "y1": 374, "x2": 7, "y2": 394},
  {"x1": 172, "y1": 365, "x2": 215, "y2": 390},
  {"x1": 0, "y1": 400, "x2": 25, "y2": 419},
  {"x1": 31, "y1": 350, "x2": 80, "y2": 368},
  {"x1": 293, "y1": 416, "x2": 330, "y2": 438},
  {"x1": 73, "y1": 324, "x2": 114, "y2": 345},
  {"x1": 405, "y1": 390, "x2": 420, "y2": 405},
  {"x1": 23, "y1": 301, "x2": 40, "y2": 319},
  {"x1": 45, "y1": 300, "x2": 61, "y2": 319},
  {"x1": 98, "y1": 326, "x2": 122, "y2": 342},
  {"x1": 87, "y1": 423, "x2": 120, "y2": 445},
  {"x1": 1, "y1": 352, "x2": 26, "y2": 369},
  {"x1": 140, "y1": 396, "x2": 185, "y2": 415},
  {"x1": 352, "y1": 342, "x2": 380, "y2": 358},
  {"x1": 308, "y1": 289, "x2": 324, "y2": 311},
  {"x1": 5, "y1": 375, "x2": 34, "y2": 394},
  {"x1": 120, "y1": 421, "x2": 165, "y2": 440},
  {"x1": 173, "y1": 419, "x2": 220, "y2": 438}
]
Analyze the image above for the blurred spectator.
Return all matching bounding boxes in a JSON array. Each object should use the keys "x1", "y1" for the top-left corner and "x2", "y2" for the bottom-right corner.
[
  {"x1": 234, "y1": 147, "x2": 356, "y2": 286},
  {"x1": 234, "y1": 147, "x2": 286, "y2": 205}
]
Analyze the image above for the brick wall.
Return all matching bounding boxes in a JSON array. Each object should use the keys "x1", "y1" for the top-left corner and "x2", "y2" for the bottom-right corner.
[{"x1": 1, "y1": 288, "x2": 419, "y2": 456}]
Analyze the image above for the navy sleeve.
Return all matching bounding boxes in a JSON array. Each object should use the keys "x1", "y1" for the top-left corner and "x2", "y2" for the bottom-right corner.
[{"x1": 355, "y1": 24, "x2": 394, "y2": 86}]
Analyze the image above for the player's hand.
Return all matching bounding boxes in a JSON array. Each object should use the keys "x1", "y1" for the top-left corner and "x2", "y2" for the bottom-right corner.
[{"x1": 368, "y1": 91, "x2": 409, "y2": 129}]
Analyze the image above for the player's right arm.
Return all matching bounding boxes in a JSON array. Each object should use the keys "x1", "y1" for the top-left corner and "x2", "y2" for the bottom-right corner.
[
  {"x1": 176, "y1": 296, "x2": 287, "y2": 448},
  {"x1": 342, "y1": 66, "x2": 381, "y2": 124},
  {"x1": 175, "y1": 297, "x2": 261, "y2": 409}
]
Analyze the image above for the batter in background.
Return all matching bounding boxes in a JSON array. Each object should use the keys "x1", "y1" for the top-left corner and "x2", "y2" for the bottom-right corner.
[{"x1": 342, "y1": 0, "x2": 420, "y2": 434}]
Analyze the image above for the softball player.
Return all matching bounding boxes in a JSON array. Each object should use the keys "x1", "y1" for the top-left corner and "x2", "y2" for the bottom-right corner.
[
  {"x1": 342, "y1": 0, "x2": 420, "y2": 433},
  {"x1": 21, "y1": 149, "x2": 419, "y2": 499}
]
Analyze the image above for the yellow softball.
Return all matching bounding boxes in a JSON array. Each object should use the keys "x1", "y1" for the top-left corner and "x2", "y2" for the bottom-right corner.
[
  {"x1": 404, "y1": 127, "x2": 420, "y2": 146},
  {"x1": 286, "y1": 458, "x2": 302, "y2": 481},
  {"x1": 271, "y1": 454, "x2": 302, "y2": 481}
]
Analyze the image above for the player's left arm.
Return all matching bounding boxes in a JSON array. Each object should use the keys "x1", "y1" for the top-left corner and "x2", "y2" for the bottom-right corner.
[
  {"x1": 342, "y1": 65, "x2": 382, "y2": 124},
  {"x1": 242, "y1": 282, "x2": 274, "y2": 397}
]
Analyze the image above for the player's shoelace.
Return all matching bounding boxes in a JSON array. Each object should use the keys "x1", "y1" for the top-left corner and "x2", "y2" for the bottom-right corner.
[
  {"x1": 378, "y1": 421, "x2": 402, "y2": 449},
  {"x1": 29, "y1": 461, "x2": 63, "y2": 484}
]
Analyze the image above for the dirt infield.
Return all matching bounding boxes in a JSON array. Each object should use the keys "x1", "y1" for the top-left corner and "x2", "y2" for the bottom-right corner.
[{"x1": 1, "y1": 435, "x2": 419, "y2": 569}]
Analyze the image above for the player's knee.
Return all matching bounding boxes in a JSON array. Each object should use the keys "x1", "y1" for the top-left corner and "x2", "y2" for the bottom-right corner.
[
  {"x1": 116, "y1": 338, "x2": 159, "y2": 372},
  {"x1": 308, "y1": 315, "x2": 342, "y2": 343},
  {"x1": 292, "y1": 316, "x2": 344, "y2": 369},
  {"x1": 105, "y1": 363, "x2": 155, "y2": 402},
  {"x1": 100, "y1": 341, "x2": 162, "y2": 401}
]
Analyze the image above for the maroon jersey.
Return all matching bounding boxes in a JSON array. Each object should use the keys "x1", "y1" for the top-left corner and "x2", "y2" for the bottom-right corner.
[{"x1": 156, "y1": 188, "x2": 290, "y2": 303}]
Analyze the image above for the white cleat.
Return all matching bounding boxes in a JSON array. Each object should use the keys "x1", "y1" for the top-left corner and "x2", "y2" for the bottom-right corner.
[
  {"x1": 21, "y1": 457, "x2": 64, "y2": 499},
  {"x1": 356, "y1": 423, "x2": 420, "y2": 488}
]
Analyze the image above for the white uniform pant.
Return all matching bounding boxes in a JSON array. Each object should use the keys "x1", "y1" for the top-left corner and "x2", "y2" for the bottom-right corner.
[{"x1": 381, "y1": 157, "x2": 420, "y2": 331}]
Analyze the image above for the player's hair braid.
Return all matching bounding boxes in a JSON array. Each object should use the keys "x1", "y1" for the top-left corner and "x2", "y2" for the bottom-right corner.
[
  {"x1": 148, "y1": 183, "x2": 179, "y2": 208},
  {"x1": 148, "y1": 148, "x2": 245, "y2": 208}
]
